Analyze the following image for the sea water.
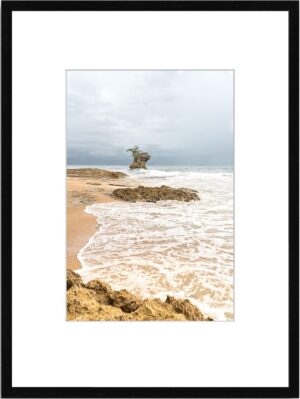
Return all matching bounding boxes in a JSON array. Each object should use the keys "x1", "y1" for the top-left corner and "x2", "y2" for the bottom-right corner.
[{"x1": 76, "y1": 166, "x2": 234, "y2": 321}]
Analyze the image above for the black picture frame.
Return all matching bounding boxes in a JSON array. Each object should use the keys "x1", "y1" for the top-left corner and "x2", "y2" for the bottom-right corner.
[{"x1": 1, "y1": 1, "x2": 299, "y2": 398}]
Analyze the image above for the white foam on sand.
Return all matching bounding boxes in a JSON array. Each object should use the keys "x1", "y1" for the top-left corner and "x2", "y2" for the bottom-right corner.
[{"x1": 77, "y1": 167, "x2": 233, "y2": 321}]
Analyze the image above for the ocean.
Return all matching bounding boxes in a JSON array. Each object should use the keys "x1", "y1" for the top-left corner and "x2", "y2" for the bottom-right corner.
[{"x1": 72, "y1": 165, "x2": 234, "y2": 321}]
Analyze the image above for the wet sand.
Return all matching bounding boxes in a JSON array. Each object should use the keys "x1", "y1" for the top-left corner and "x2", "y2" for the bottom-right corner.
[
  {"x1": 67, "y1": 206, "x2": 98, "y2": 270},
  {"x1": 66, "y1": 171, "x2": 135, "y2": 270}
]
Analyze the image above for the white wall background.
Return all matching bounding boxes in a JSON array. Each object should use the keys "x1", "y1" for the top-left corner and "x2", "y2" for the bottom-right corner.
[{"x1": 12, "y1": 11, "x2": 288, "y2": 387}]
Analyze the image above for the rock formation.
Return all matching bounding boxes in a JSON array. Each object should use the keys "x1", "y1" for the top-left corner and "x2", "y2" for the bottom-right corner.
[
  {"x1": 130, "y1": 152, "x2": 151, "y2": 169},
  {"x1": 112, "y1": 185, "x2": 200, "y2": 202},
  {"x1": 67, "y1": 270, "x2": 212, "y2": 321},
  {"x1": 67, "y1": 168, "x2": 127, "y2": 179},
  {"x1": 126, "y1": 146, "x2": 151, "y2": 169}
]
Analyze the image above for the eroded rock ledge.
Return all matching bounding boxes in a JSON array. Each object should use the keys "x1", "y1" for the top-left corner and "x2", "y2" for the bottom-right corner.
[
  {"x1": 111, "y1": 185, "x2": 200, "y2": 203},
  {"x1": 67, "y1": 168, "x2": 127, "y2": 179},
  {"x1": 67, "y1": 270, "x2": 212, "y2": 321}
]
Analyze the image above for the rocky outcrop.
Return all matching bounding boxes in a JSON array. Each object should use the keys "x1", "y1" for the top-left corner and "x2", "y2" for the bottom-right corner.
[
  {"x1": 67, "y1": 168, "x2": 127, "y2": 179},
  {"x1": 67, "y1": 269, "x2": 84, "y2": 290},
  {"x1": 112, "y1": 185, "x2": 199, "y2": 202},
  {"x1": 129, "y1": 152, "x2": 151, "y2": 169},
  {"x1": 67, "y1": 270, "x2": 211, "y2": 321},
  {"x1": 165, "y1": 295, "x2": 206, "y2": 321}
]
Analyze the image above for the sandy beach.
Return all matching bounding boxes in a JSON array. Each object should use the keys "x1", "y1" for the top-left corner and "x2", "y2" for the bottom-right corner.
[
  {"x1": 66, "y1": 167, "x2": 233, "y2": 321},
  {"x1": 66, "y1": 170, "x2": 213, "y2": 322},
  {"x1": 65, "y1": 169, "x2": 210, "y2": 321},
  {"x1": 67, "y1": 206, "x2": 97, "y2": 270},
  {"x1": 66, "y1": 170, "x2": 131, "y2": 270}
]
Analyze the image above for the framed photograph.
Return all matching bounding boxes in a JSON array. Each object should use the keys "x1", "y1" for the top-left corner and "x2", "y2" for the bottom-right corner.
[{"x1": 2, "y1": 0, "x2": 299, "y2": 397}]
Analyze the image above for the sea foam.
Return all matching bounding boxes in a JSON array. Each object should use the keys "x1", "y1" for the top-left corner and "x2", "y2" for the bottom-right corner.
[{"x1": 77, "y1": 166, "x2": 233, "y2": 321}]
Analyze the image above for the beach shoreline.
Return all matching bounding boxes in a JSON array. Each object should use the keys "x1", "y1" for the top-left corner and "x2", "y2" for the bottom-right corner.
[
  {"x1": 67, "y1": 205, "x2": 97, "y2": 270},
  {"x1": 67, "y1": 169, "x2": 135, "y2": 271},
  {"x1": 66, "y1": 167, "x2": 233, "y2": 321},
  {"x1": 66, "y1": 170, "x2": 215, "y2": 321}
]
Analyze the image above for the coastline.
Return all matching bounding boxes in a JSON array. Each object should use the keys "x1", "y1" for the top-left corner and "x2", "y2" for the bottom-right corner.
[
  {"x1": 67, "y1": 171, "x2": 128, "y2": 271},
  {"x1": 67, "y1": 206, "x2": 98, "y2": 270},
  {"x1": 67, "y1": 270, "x2": 212, "y2": 321},
  {"x1": 65, "y1": 169, "x2": 211, "y2": 321},
  {"x1": 66, "y1": 169, "x2": 200, "y2": 271},
  {"x1": 66, "y1": 167, "x2": 232, "y2": 321},
  {"x1": 66, "y1": 181, "x2": 213, "y2": 320}
]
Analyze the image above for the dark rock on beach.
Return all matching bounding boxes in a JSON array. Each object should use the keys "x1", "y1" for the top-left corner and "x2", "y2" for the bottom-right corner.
[{"x1": 111, "y1": 185, "x2": 200, "y2": 202}]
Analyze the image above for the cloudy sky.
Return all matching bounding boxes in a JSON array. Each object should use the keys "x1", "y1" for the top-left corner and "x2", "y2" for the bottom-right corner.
[{"x1": 67, "y1": 70, "x2": 233, "y2": 166}]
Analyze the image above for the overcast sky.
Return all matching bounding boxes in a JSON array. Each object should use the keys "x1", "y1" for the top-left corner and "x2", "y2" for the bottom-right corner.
[{"x1": 67, "y1": 70, "x2": 233, "y2": 166}]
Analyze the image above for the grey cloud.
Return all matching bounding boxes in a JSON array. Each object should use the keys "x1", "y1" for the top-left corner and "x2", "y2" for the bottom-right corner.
[{"x1": 67, "y1": 70, "x2": 233, "y2": 166}]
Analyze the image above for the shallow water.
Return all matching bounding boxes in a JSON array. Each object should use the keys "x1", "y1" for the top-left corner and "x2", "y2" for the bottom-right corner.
[{"x1": 77, "y1": 166, "x2": 234, "y2": 321}]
